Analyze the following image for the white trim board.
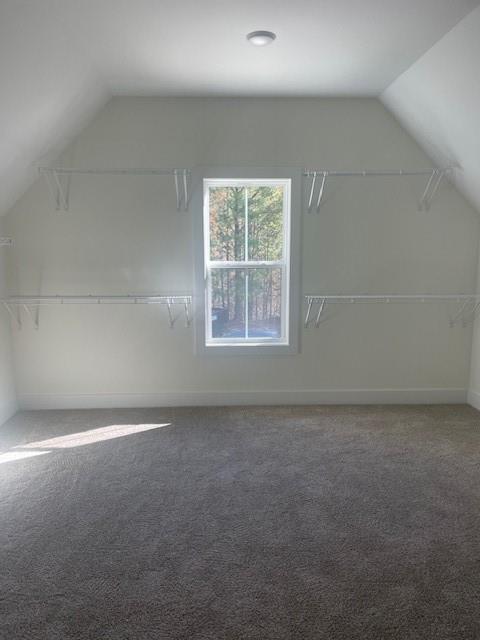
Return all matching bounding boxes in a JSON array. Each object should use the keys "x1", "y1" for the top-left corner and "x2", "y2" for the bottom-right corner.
[{"x1": 18, "y1": 388, "x2": 467, "y2": 410}]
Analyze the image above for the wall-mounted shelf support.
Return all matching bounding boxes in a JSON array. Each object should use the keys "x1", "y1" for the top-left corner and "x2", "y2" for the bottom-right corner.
[
  {"x1": 1, "y1": 294, "x2": 193, "y2": 330},
  {"x1": 2, "y1": 302, "x2": 22, "y2": 329},
  {"x1": 303, "y1": 168, "x2": 453, "y2": 212},
  {"x1": 418, "y1": 169, "x2": 447, "y2": 211},
  {"x1": 21, "y1": 304, "x2": 40, "y2": 330},
  {"x1": 0, "y1": 237, "x2": 13, "y2": 247},
  {"x1": 304, "y1": 294, "x2": 480, "y2": 328},
  {"x1": 173, "y1": 169, "x2": 190, "y2": 211},
  {"x1": 39, "y1": 167, "x2": 191, "y2": 212}
]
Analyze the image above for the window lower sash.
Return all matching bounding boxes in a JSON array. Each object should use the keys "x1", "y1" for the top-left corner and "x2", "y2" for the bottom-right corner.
[{"x1": 206, "y1": 264, "x2": 287, "y2": 344}]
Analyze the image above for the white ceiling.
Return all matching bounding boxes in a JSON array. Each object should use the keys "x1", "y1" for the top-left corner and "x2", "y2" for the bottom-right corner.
[
  {"x1": 11, "y1": 0, "x2": 479, "y2": 97},
  {"x1": 0, "y1": 0, "x2": 479, "y2": 214}
]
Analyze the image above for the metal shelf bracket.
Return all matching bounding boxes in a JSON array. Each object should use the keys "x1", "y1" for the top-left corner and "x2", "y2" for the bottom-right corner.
[
  {"x1": 41, "y1": 168, "x2": 70, "y2": 211},
  {"x1": 306, "y1": 171, "x2": 328, "y2": 212},
  {"x1": 2, "y1": 302, "x2": 22, "y2": 330},
  {"x1": 418, "y1": 169, "x2": 447, "y2": 211},
  {"x1": 173, "y1": 169, "x2": 190, "y2": 211}
]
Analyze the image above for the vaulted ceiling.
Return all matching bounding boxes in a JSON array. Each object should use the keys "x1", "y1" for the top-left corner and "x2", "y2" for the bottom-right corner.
[{"x1": 1, "y1": 0, "x2": 479, "y2": 215}]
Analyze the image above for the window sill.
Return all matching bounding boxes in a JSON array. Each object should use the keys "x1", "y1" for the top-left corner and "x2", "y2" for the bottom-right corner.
[{"x1": 199, "y1": 342, "x2": 297, "y2": 356}]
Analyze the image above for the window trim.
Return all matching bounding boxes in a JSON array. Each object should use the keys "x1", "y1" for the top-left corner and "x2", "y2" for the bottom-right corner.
[
  {"x1": 192, "y1": 167, "x2": 302, "y2": 356},
  {"x1": 204, "y1": 178, "x2": 291, "y2": 347}
]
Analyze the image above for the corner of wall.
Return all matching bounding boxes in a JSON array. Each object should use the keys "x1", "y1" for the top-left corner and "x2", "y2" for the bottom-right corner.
[
  {"x1": 0, "y1": 220, "x2": 18, "y2": 426},
  {"x1": 467, "y1": 223, "x2": 480, "y2": 413}
]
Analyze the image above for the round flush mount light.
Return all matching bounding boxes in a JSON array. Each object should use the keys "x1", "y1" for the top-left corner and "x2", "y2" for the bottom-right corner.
[{"x1": 246, "y1": 30, "x2": 276, "y2": 47}]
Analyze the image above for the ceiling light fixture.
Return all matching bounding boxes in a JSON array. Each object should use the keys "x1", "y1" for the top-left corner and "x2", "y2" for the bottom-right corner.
[{"x1": 246, "y1": 30, "x2": 276, "y2": 47}]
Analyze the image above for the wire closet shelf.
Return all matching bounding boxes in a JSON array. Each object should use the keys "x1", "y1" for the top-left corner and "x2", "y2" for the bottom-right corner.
[
  {"x1": 38, "y1": 166, "x2": 192, "y2": 212},
  {"x1": 304, "y1": 294, "x2": 480, "y2": 329},
  {"x1": 38, "y1": 164, "x2": 454, "y2": 214},
  {"x1": 1, "y1": 294, "x2": 193, "y2": 330},
  {"x1": 303, "y1": 167, "x2": 454, "y2": 212}
]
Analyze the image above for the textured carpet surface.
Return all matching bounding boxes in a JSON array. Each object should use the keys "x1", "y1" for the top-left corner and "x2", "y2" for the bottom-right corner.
[{"x1": 1, "y1": 405, "x2": 480, "y2": 639}]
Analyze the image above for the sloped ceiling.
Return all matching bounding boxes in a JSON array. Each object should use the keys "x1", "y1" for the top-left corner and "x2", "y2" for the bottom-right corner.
[
  {"x1": 0, "y1": 0, "x2": 479, "y2": 216},
  {"x1": 0, "y1": 2, "x2": 109, "y2": 214},
  {"x1": 381, "y1": 6, "x2": 480, "y2": 214}
]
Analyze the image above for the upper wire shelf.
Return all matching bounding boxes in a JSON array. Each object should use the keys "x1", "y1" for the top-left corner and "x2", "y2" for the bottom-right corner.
[
  {"x1": 38, "y1": 164, "x2": 455, "y2": 214},
  {"x1": 38, "y1": 166, "x2": 191, "y2": 212},
  {"x1": 303, "y1": 167, "x2": 454, "y2": 212}
]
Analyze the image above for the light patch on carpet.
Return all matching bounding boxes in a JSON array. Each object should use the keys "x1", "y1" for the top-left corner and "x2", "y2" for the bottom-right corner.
[
  {"x1": 16, "y1": 423, "x2": 172, "y2": 450},
  {"x1": 0, "y1": 449, "x2": 51, "y2": 465}
]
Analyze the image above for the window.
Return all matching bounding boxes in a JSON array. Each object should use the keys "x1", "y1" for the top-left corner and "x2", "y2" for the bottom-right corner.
[{"x1": 203, "y1": 179, "x2": 291, "y2": 348}]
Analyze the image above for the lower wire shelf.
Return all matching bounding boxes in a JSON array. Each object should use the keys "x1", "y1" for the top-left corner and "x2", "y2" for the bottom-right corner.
[
  {"x1": 1, "y1": 294, "x2": 193, "y2": 330},
  {"x1": 304, "y1": 294, "x2": 480, "y2": 328}
]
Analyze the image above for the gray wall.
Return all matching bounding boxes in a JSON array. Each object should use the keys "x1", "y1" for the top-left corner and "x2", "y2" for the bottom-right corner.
[{"x1": 4, "y1": 97, "x2": 479, "y2": 408}]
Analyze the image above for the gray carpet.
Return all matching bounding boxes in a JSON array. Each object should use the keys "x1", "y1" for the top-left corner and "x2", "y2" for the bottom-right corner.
[{"x1": 1, "y1": 405, "x2": 480, "y2": 639}]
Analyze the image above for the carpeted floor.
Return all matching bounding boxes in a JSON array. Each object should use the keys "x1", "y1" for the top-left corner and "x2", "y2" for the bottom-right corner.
[{"x1": 1, "y1": 405, "x2": 480, "y2": 639}]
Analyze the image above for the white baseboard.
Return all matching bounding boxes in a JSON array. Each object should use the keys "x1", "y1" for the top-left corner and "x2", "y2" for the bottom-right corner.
[
  {"x1": 467, "y1": 389, "x2": 480, "y2": 411},
  {"x1": 17, "y1": 388, "x2": 467, "y2": 410}
]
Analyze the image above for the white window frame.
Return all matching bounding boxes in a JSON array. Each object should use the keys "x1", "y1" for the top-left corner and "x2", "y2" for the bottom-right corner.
[
  {"x1": 204, "y1": 178, "x2": 290, "y2": 347},
  {"x1": 193, "y1": 167, "x2": 301, "y2": 356}
]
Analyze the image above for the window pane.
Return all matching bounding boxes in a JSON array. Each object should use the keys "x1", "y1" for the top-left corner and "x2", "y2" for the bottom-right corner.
[
  {"x1": 247, "y1": 268, "x2": 282, "y2": 339},
  {"x1": 209, "y1": 187, "x2": 245, "y2": 261},
  {"x1": 210, "y1": 269, "x2": 246, "y2": 338},
  {"x1": 248, "y1": 186, "x2": 284, "y2": 261}
]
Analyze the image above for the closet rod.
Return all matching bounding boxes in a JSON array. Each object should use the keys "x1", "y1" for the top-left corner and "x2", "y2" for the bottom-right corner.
[
  {"x1": 38, "y1": 167, "x2": 190, "y2": 176},
  {"x1": 303, "y1": 169, "x2": 453, "y2": 177},
  {"x1": 305, "y1": 294, "x2": 476, "y2": 302},
  {"x1": 2, "y1": 294, "x2": 192, "y2": 304}
]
